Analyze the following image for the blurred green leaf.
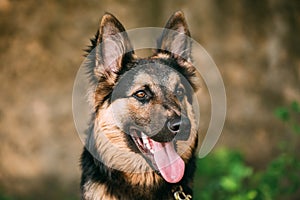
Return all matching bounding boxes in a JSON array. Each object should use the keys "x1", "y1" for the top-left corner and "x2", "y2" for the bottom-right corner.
[
  {"x1": 220, "y1": 176, "x2": 239, "y2": 192},
  {"x1": 247, "y1": 190, "x2": 257, "y2": 199},
  {"x1": 231, "y1": 163, "x2": 253, "y2": 179},
  {"x1": 292, "y1": 124, "x2": 300, "y2": 134},
  {"x1": 275, "y1": 107, "x2": 290, "y2": 121},
  {"x1": 291, "y1": 101, "x2": 300, "y2": 113}
]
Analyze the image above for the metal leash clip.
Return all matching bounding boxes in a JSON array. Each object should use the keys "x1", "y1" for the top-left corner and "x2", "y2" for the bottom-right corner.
[{"x1": 173, "y1": 185, "x2": 192, "y2": 200}]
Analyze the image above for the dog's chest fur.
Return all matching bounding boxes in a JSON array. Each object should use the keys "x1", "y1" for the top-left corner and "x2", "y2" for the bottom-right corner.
[{"x1": 81, "y1": 148, "x2": 196, "y2": 200}]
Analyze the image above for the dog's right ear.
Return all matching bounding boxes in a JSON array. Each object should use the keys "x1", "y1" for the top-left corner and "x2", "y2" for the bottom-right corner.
[
  {"x1": 88, "y1": 13, "x2": 134, "y2": 79},
  {"x1": 157, "y1": 11, "x2": 191, "y2": 61}
]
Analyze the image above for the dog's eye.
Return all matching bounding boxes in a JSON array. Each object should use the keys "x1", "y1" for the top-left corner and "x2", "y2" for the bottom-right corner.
[
  {"x1": 176, "y1": 88, "x2": 185, "y2": 100},
  {"x1": 133, "y1": 90, "x2": 147, "y2": 101}
]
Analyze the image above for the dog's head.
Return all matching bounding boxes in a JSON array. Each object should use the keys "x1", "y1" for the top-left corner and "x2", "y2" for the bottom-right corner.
[{"x1": 86, "y1": 11, "x2": 199, "y2": 184}]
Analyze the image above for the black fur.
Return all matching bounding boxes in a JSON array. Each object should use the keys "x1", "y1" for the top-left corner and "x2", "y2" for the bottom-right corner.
[
  {"x1": 80, "y1": 11, "x2": 199, "y2": 200},
  {"x1": 80, "y1": 145, "x2": 197, "y2": 200}
]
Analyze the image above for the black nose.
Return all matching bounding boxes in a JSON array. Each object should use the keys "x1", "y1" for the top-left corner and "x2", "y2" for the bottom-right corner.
[{"x1": 167, "y1": 116, "x2": 181, "y2": 134}]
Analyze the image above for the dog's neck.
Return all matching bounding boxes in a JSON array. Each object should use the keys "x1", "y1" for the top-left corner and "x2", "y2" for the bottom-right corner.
[{"x1": 81, "y1": 148, "x2": 195, "y2": 200}]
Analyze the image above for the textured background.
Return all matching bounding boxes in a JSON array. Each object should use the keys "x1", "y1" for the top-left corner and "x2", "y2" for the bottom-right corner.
[{"x1": 0, "y1": 0, "x2": 299, "y2": 199}]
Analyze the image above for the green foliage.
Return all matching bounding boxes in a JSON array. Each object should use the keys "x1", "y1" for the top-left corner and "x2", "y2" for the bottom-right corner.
[
  {"x1": 194, "y1": 101, "x2": 300, "y2": 200},
  {"x1": 275, "y1": 107, "x2": 290, "y2": 121},
  {"x1": 275, "y1": 101, "x2": 300, "y2": 134},
  {"x1": 194, "y1": 149, "x2": 300, "y2": 200},
  {"x1": 0, "y1": 192, "x2": 14, "y2": 200},
  {"x1": 194, "y1": 149, "x2": 256, "y2": 200},
  {"x1": 257, "y1": 154, "x2": 300, "y2": 199}
]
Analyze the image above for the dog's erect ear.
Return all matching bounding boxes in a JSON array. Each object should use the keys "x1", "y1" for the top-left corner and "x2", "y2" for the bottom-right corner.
[
  {"x1": 157, "y1": 11, "x2": 191, "y2": 60},
  {"x1": 93, "y1": 13, "x2": 134, "y2": 77}
]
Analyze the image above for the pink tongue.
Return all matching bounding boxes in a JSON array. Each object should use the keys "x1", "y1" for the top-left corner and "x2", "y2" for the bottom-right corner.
[{"x1": 152, "y1": 140, "x2": 185, "y2": 183}]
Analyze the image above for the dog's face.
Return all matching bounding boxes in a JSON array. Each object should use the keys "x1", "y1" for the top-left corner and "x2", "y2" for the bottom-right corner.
[
  {"x1": 86, "y1": 12, "x2": 199, "y2": 184},
  {"x1": 112, "y1": 62, "x2": 193, "y2": 141}
]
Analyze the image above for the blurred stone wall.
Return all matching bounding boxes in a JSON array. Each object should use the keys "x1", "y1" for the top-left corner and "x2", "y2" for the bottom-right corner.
[{"x1": 0, "y1": 0, "x2": 299, "y2": 199}]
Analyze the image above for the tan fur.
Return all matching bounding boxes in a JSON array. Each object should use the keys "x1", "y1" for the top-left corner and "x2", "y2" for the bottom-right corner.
[
  {"x1": 82, "y1": 11, "x2": 199, "y2": 199},
  {"x1": 90, "y1": 70, "x2": 198, "y2": 183},
  {"x1": 93, "y1": 101, "x2": 153, "y2": 174},
  {"x1": 88, "y1": 66, "x2": 198, "y2": 185},
  {"x1": 83, "y1": 180, "x2": 117, "y2": 200},
  {"x1": 152, "y1": 53, "x2": 171, "y2": 59},
  {"x1": 124, "y1": 171, "x2": 162, "y2": 187}
]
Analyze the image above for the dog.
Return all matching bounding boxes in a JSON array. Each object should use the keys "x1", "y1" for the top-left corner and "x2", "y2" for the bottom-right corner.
[{"x1": 80, "y1": 11, "x2": 200, "y2": 200}]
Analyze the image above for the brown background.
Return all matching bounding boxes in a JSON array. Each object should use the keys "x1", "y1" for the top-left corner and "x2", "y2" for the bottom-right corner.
[{"x1": 0, "y1": 0, "x2": 299, "y2": 199}]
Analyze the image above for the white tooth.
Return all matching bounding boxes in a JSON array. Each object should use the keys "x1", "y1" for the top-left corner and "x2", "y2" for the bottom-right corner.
[
  {"x1": 141, "y1": 132, "x2": 152, "y2": 151},
  {"x1": 141, "y1": 133, "x2": 146, "y2": 141},
  {"x1": 141, "y1": 132, "x2": 147, "y2": 138},
  {"x1": 142, "y1": 137, "x2": 148, "y2": 143},
  {"x1": 149, "y1": 148, "x2": 154, "y2": 154},
  {"x1": 145, "y1": 141, "x2": 151, "y2": 150}
]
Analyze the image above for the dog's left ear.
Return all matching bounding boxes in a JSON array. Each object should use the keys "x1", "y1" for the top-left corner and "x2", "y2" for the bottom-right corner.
[
  {"x1": 157, "y1": 11, "x2": 191, "y2": 60},
  {"x1": 94, "y1": 13, "x2": 134, "y2": 77}
]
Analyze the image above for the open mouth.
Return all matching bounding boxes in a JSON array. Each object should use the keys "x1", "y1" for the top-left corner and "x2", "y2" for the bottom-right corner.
[{"x1": 130, "y1": 128, "x2": 185, "y2": 183}]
